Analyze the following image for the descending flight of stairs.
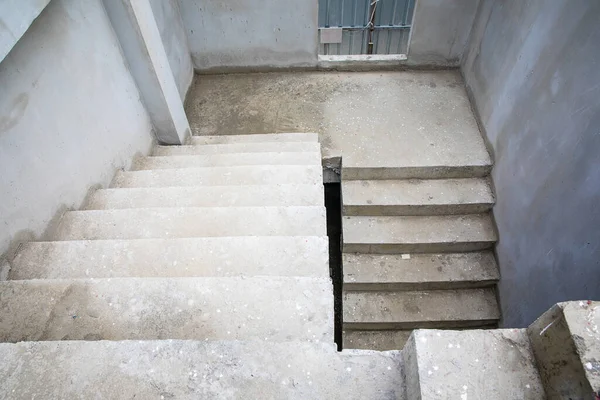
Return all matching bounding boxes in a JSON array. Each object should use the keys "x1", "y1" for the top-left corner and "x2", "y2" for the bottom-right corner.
[
  {"x1": 341, "y1": 164, "x2": 502, "y2": 350},
  {"x1": 0, "y1": 133, "x2": 404, "y2": 399}
]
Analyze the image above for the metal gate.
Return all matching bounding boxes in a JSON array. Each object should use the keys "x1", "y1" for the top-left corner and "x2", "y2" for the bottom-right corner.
[{"x1": 318, "y1": 0, "x2": 416, "y2": 55}]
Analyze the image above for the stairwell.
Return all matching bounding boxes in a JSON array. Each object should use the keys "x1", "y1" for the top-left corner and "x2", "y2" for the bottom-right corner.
[
  {"x1": 0, "y1": 132, "x2": 405, "y2": 398},
  {"x1": 341, "y1": 170, "x2": 502, "y2": 350}
]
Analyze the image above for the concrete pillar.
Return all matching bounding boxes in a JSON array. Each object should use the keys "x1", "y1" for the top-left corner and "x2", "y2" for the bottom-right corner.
[{"x1": 102, "y1": 0, "x2": 190, "y2": 144}]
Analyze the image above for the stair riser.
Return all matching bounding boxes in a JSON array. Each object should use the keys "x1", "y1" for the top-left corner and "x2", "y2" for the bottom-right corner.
[
  {"x1": 190, "y1": 133, "x2": 319, "y2": 145},
  {"x1": 342, "y1": 203, "x2": 493, "y2": 216},
  {"x1": 343, "y1": 242, "x2": 494, "y2": 254},
  {"x1": 343, "y1": 280, "x2": 498, "y2": 291},
  {"x1": 343, "y1": 321, "x2": 499, "y2": 330},
  {"x1": 342, "y1": 165, "x2": 492, "y2": 180}
]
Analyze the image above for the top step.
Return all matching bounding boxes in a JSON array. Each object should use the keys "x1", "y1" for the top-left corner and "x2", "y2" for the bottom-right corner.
[
  {"x1": 154, "y1": 142, "x2": 321, "y2": 156},
  {"x1": 190, "y1": 133, "x2": 319, "y2": 145}
]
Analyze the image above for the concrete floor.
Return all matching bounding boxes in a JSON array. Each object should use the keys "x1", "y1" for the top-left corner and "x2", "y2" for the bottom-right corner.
[{"x1": 185, "y1": 71, "x2": 491, "y2": 169}]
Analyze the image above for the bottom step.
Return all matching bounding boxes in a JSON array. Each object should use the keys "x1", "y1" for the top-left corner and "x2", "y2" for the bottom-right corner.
[
  {"x1": 343, "y1": 288, "x2": 500, "y2": 329},
  {"x1": 0, "y1": 340, "x2": 403, "y2": 399},
  {"x1": 344, "y1": 330, "x2": 411, "y2": 351}
]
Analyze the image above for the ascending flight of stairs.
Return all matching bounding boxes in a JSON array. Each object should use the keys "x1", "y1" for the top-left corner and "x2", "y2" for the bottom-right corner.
[
  {"x1": 341, "y1": 164, "x2": 502, "y2": 350},
  {"x1": 0, "y1": 133, "x2": 404, "y2": 399}
]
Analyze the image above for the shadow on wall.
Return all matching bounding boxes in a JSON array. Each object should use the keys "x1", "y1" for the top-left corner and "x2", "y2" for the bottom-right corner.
[{"x1": 462, "y1": 0, "x2": 600, "y2": 327}]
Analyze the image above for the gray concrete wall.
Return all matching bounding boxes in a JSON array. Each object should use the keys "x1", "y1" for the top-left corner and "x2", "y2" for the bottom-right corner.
[
  {"x1": 462, "y1": 0, "x2": 600, "y2": 327},
  {"x1": 0, "y1": 0, "x2": 154, "y2": 258},
  {"x1": 178, "y1": 0, "x2": 318, "y2": 71},
  {"x1": 408, "y1": 0, "x2": 480, "y2": 67},
  {"x1": 149, "y1": 0, "x2": 193, "y2": 101}
]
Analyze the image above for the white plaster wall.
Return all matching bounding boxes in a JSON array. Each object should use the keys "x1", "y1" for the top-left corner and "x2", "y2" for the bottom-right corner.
[
  {"x1": 178, "y1": 0, "x2": 318, "y2": 71},
  {"x1": 149, "y1": 0, "x2": 193, "y2": 101},
  {"x1": 408, "y1": 0, "x2": 480, "y2": 66},
  {"x1": 0, "y1": 0, "x2": 51, "y2": 63},
  {"x1": 0, "y1": 0, "x2": 154, "y2": 257}
]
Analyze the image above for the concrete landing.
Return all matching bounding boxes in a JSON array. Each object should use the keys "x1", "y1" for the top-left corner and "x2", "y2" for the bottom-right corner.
[
  {"x1": 0, "y1": 340, "x2": 404, "y2": 399},
  {"x1": 185, "y1": 71, "x2": 491, "y2": 171}
]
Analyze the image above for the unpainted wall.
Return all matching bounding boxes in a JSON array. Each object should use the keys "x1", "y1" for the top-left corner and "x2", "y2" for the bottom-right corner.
[
  {"x1": 463, "y1": 0, "x2": 600, "y2": 327},
  {"x1": 149, "y1": 0, "x2": 193, "y2": 101},
  {"x1": 0, "y1": 0, "x2": 154, "y2": 258},
  {"x1": 178, "y1": 0, "x2": 319, "y2": 71},
  {"x1": 0, "y1": 0, "x2": 51, "y2": 63},
  {"x1": 408, "y1": 0, "x2": 480, "y2": 66}
]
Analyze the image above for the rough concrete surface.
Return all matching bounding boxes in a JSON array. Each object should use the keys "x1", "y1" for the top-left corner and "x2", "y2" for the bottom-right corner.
[
  {"x1": 342, "y1": 178, "x2": 494, "y2": 216},
  {"x1": 344, "y1": 330, "x2": 412, "y2": 351},
  {"x1": 52, "y1": 206, "x2": 326, "y2": 240},
  {"x1": 184, "y1": 71, "x2": 491, "y2": 171},
  {"x1": 403, "y1": 329, "x2": 546, "y2": 399},
  {"x1": 0, "y1": 277, "x2": 333, "y2": 342},
  {"x1": 0, "y1": 340, "x2": 405, "y2": 400},
  {"x1": 343, "y1": 214, "x2": 497, "y2": 254},
  {"x1": 131, "y1": 152, "x2": 321, "y2": 169},
  {"x1": 111, "y1": 165, "x2": 323, "y2": 187},
  {"x1": 343, "y1": 252, "x2": 499, "y2": 291},
  {"x1": 85, "y1": 184, "x2": 323, "y2": 209},
  {"x1": 527, "y1": 301, "x2": 600, "y2": 399},
  {"x1": 153, "y1": 141, "x2": 321, "y2": 155},
  {"x1": 343, "y1": 288, "x2": 500, "y2": 329},
  {"x1": 190, "y1": 132, "x2": 319, "y2": 144},
  {"x1": 10, "y1": 236, "x2": 329, "y2": 280}
]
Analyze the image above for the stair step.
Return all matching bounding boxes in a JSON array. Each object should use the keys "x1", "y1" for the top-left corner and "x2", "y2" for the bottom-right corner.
[
  {"x1": 403, "y1": 329, "x2": 545, "y2": 398},
  {"x1": 84, "y1": 184, "x2": 323, "y2": 209},
  {"x1": 342, "y1": 178, "x2": 494, "y2": 216},
  {"x1": 0, "y1": 340, "x2": 403, "y2": 399},
  {"x1": 51, "y1": 207, "x2": 326, "y2": 241},
  {"x1": 10, "y1": 237, "x2": 329, "y2": 280},
  {"x1": 342, "y1": 214, "x2": 497, "y2": 253},
  {"x1": 190, "y1": 132, "x2": 319, "y2": 145},
  {"x1": 343, "y1": 252, "x2": 499, "y2": 291},
  {"x1": 154, "y1": 141, "x2": 321, "y2": 155},
  {"x1": 343, "y1": 288, "x2": 500, "y2": 329},
  {"x1": 131, "y1": 152, "x2": 321, "y2": 170},
  {"x1": 110, "y1": 165, "x2": 323, "y2": 188},
  {"x1": 341, "y1": 163, "x2": 492, "y2": 180},
  {"x1": 0, "y1": 277, "x2": 333, "y2": 342},
  {"x1": 344, "y1": 330, "x2": 411, "y2": 351}
]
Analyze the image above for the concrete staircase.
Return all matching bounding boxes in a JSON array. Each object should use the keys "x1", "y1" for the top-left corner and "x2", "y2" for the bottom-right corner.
[
  {"x1": 0, "y1": 133, "x2": 405, "y2": 398},
  {"x1": 341, "y1": 165, "x2": 502, "y2": 350}
]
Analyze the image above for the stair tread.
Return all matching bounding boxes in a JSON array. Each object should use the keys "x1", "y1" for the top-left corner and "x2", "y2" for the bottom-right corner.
[
  {"x1": 190, "y1": 132, "x2": 319, "y2": 144},
  {"x1": 343, "y1": 252, "x2": 499, "y2": 290},
  {"x1": 343, "y1": 214, "x2": 497, "y2": 253},
  {"x1": 111, "y1": 165, "x2": 323, "y2": 188},
  {"x1": 10, "y1": 237, "x2": 329, "y2": 280},
  {"x1": 52, "y1": 206, "x2": 326, "y2": 240},
  {"x1": 132, "y1": 152, "x2": 321, "y2": 170},
  {"x1": 343, "y1": 288, "x2": 500, "y2": 329},
  {"x1": 154, "y1": 141, "x2": 321, "y2": 155},
  {"x1": 85, "y1": 184, "x2": 323, "y2": 209},
  {"x1": 0, "y1": 340, "x2": 403, "y2": 399},
  {"x1": 0, "y1": 277, "x2": 333, "y2": 342},
  {"x1": 344, "y1": 330, "x2": 412, "y2": 351},
  {"x1": 342, "y1": 178, "x2": 494, "y2": 216}
]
